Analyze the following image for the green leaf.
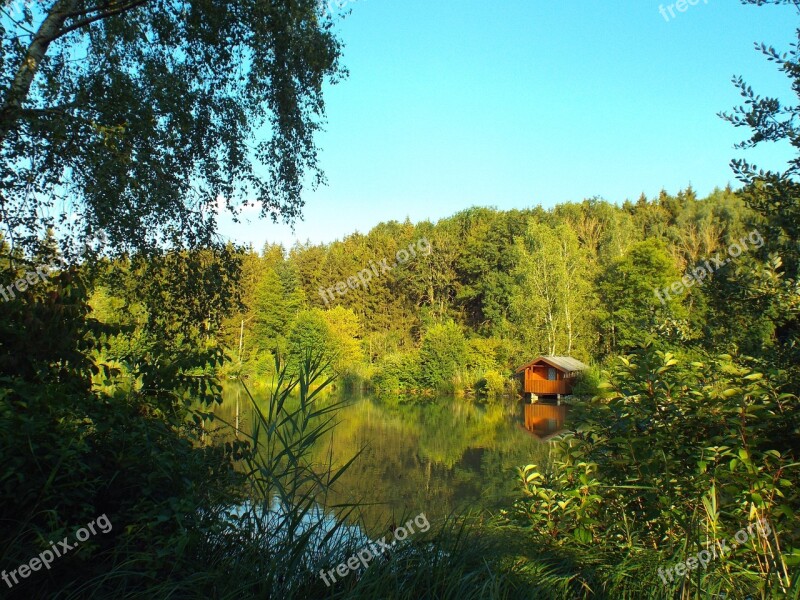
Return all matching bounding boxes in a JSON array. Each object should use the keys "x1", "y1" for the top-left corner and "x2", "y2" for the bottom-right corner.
[{"x1": 573, "y1": 527, "x2": 592, "y2": 543}]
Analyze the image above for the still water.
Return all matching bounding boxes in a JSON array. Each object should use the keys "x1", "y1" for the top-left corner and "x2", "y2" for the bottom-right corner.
[{"x1": 209, "y1": 385, "x2": 549, "y2": 536}]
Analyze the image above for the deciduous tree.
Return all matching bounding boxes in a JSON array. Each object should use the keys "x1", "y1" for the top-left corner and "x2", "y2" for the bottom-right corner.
[{"x1": 0, "y1": 0, "x2": 343, "y2": 255}]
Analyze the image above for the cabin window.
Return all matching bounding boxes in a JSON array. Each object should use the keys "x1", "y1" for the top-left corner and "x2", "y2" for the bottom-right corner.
[{"x1": 547, "y1": 368, "x2": 557, "y2": 381}]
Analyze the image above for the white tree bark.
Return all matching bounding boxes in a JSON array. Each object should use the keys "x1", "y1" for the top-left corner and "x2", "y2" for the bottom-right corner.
[{"x1": 0, "y1": 0, "x2": 78, "y2": 144}]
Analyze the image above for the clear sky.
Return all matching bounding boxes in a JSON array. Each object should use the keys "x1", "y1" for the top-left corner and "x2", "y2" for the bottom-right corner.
[{"x1": 217, "y1": 0, "x2": 798, "y2": 250}]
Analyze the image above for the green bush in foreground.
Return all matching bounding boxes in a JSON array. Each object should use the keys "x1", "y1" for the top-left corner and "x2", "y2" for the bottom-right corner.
[{"x1": 502, "y1": 346, "x2": 799, "y2": 599}]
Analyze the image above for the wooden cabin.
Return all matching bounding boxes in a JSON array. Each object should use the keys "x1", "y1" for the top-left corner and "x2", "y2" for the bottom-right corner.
[
  {"x1": 515, "y1": 355, "x2": 588, "y2": 400},
  {"x1": 516, "y1": 356, "x2": 588, "y2": 438}
]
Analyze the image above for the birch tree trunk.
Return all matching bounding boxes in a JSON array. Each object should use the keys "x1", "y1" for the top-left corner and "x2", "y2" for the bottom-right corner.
[{"x1": 0, "y1": 0, "x2": 78, "y2": 146}]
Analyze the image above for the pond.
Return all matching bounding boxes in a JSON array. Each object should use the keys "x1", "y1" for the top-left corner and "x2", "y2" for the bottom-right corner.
[{"x1": 209, "y1": 384, "x2": 550, "y2": 537}]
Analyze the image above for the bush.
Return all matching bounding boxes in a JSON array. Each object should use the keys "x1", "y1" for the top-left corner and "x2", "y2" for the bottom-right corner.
[
  {"x1": 371, "y1": 351, "x2": 421, "y2": 395},
  {"x1": 505, "y1": 347, "x2": 799, "y2": 598},
  {"x1": 475, "y1": 369, "x2": 508, "y2": 400},
  {"x1": 419, "y1": 321, "x2": 466, "y2": 391},
  {"x1": 568, "y1": 367, "x2": 600, "y2": 398},
  {"x1": 465, "y1": 337, "x2": 503, "y2": 372}
]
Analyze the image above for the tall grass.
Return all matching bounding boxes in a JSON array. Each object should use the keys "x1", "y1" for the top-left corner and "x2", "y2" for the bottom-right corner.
[
  {"x1": 180, "y1": 351, "x2": 360, "y2": 598},
  {"x1": 184, "y1": 352, "x2": 654, "y2": 600}
]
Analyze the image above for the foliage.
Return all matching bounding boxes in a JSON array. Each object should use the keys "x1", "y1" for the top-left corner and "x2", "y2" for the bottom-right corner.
[
  {"x1": 320, "y1": 305, "x2": 364, "y2": 374},
  {"x1": 0, "y1": 0, "x2": 343, "y2": 256},
  {"x1": 200, "y1": 353, "x2": 362, "y2": 598},
  {"x1": 253, "y1": 262, "x2": 306, "y2": 354},
  {"x1": 718, "y1": 0, "x2": 800, "y2": 392},
  {"x1": 3, "y1": 0, "x2": 800, "y2": 597},
  {"x1": 596, "y1": 238, "x2": 687, "y2": 353},
  {"x1": 505, "y1": 347, "x2": 799, "y2": 597},
  {"x1": 568, "y1": 368, "x2": 601, "y2": 398},
  {"x1": 464, "y1": 337, "x2": 504, "y2": 373},
  {"x1": 511, "y1": 222, "x2": 596, "y2": 357},
  {"x1": 214, "y1": 185, "x2": 767, "y2": 391},
  {"x1": 475, "y1": 369, "x2": 508, "y2": 399},
  {"x1": 0, "y1": 287, "x2": 248, "y2": 599},
  {"x1": 286, "y1": 309, "x2": 336, "y2": 373},
  {"x1": 371, "y1": 350, "x2": 422, "y2": 395},
  {"x1": 418, "y1": 320, "x2": 467, "y2": 392}
]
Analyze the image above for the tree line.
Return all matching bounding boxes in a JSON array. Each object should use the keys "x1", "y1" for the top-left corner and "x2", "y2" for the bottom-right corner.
[{"x1": 115, "y1": 183, "x2": 784, "y2": 398}]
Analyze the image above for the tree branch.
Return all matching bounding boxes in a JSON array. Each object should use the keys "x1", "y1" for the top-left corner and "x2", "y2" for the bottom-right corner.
[
  {"x1": 58, "y1": 0, "x2": 151, "y2": 39},
  {"x1": 0, "y1": 0, "x2": 152, "y2": 147},
  {"x1": 0, "y1": 0, "x2": 79, "y2": 146}
]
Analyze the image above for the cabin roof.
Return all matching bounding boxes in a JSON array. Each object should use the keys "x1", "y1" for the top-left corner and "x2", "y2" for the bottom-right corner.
[{"x1": 515, "y1": 355, "x2": 589, "y2": 374}]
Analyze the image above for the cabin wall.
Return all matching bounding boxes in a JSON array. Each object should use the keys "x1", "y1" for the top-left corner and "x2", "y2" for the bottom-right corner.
[
  {"x1": 523, "y1": 364, "x2": 571, "y2": 395},
  {"x1": 528, "y1": 365, "x2": 564, "y2": 381}
]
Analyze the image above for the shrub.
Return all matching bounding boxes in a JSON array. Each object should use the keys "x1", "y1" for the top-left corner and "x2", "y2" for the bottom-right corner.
[
  {"x1": 568, "y1": 367, "x2": 600, "y2": 398},
  {"x1": 475, "y1": 369, "x2": 508, "y2": 400},
  {"x1": 419, "y1": 321, "x2": 466, "y2": 391},
  {"x1": 371, "y1": 351, "x2": 421, "y2": 394},
  {"x1": 505, "y1": 346, "x2": 799, "y2": 598}
]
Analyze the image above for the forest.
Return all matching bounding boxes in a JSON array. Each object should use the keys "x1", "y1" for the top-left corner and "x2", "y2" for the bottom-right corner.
[
  {"x1": 79, "y1": 183, "x2": 782, "y2": 402},
  {"x1": 204, "y1": 185, "x2": 779, "y2": 396},
  {"x1": 1, "y1": 0, "x2": 799, "y2": 598}
]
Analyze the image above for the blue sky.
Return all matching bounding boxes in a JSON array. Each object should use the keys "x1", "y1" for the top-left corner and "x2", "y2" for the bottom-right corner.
[{"x1": 218, "y1": 0, "x2": 798, "y2": 250}]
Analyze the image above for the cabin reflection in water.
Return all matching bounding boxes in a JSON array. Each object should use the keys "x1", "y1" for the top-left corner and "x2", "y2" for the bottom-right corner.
[{"x1": 524, "y1": 403, "x2": 568, "y2": 439}]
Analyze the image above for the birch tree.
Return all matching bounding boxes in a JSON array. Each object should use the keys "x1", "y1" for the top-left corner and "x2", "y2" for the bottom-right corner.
[
  {"x1": 511, "y1": 221, "x2": 595, "y2": 357},
  {"x1": 0, "y1": 0, "x2": 343, "y2": 255}
]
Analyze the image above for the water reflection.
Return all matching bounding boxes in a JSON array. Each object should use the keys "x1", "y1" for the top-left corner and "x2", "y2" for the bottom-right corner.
[
  {"x1": 523, "y1": 403, "x2": 569, "y2": 439},
  {"x1": 210, "y1": 385, "x2": 548, "y2": 537}
]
